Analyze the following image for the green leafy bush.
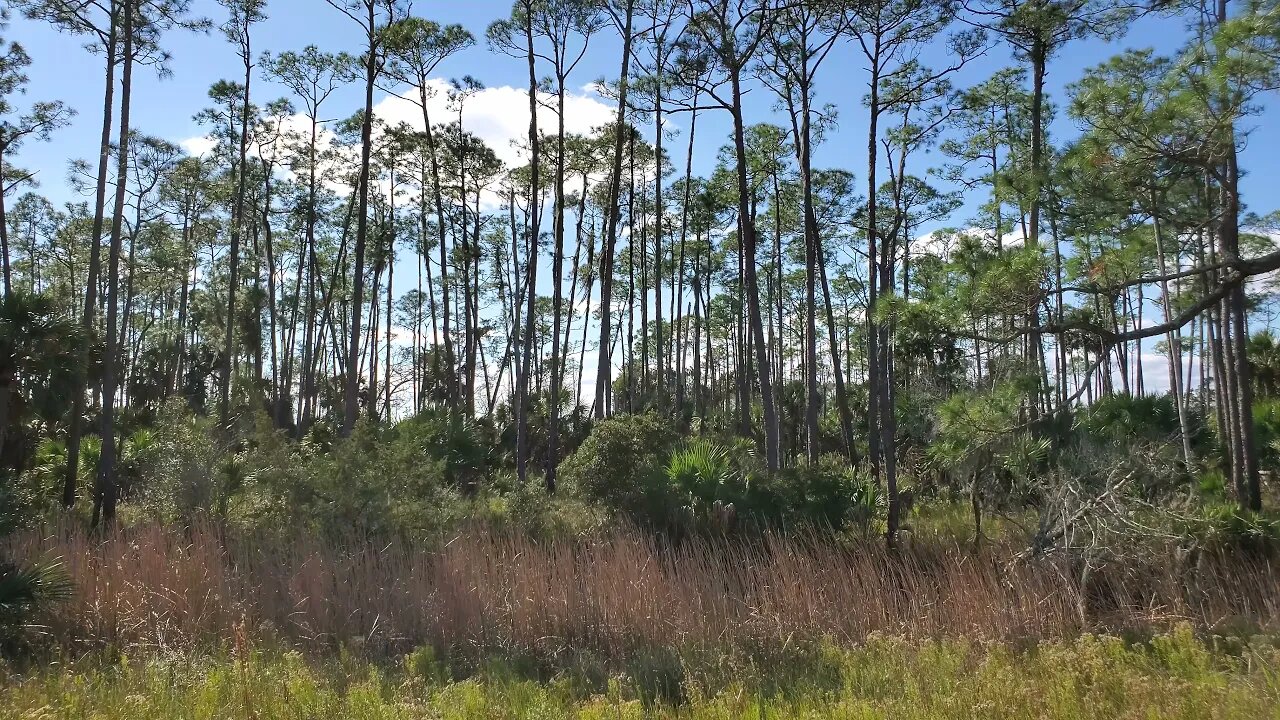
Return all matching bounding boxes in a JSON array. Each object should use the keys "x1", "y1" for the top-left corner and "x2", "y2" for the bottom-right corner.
[
  {"x1": 1178, "y1": 504, "x2": 1280, "y2": 555},
  {"x1": 560, "y1": 413, "x2": 679, "y2": 522},
  {"x1": 745, "y1": 455, "x2": 878, "y2": 531},
  {"x1": 127, "y1": 400, "x2": 222, "y2": 523},
  {"x1": 1252, "y1": 397, "x2": 1280, "y2": 467},
  {"x1": 1077, "y1": 393, "x2": 1184, "y2": 442}
]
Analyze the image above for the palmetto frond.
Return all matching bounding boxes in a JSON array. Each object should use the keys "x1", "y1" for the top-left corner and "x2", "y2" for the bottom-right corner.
[
  {"x1": 666, "y1": 439, "x2": 732, "y2": 506},
  {"x1": 0, "y1": 559, "x2": 73, "y2": 616}
]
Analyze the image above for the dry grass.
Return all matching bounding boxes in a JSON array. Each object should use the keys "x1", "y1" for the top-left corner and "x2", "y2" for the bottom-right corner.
[{"x1": 9, "y1": 521, "x2": 1280, "y2": 658}]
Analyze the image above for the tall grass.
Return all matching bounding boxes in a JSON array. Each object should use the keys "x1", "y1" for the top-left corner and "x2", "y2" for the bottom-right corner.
[{"x1": 8, "y1": 521, "x2": 1280, "y2": 659}]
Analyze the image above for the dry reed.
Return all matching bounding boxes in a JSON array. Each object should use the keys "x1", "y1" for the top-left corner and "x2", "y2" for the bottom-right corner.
[{"x1": 9, "y1": 521, "x2": 1279, "y2": 658}]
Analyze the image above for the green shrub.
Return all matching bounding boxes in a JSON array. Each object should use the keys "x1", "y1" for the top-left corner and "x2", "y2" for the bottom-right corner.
[
  {"x1": 560, "y1": 413, "x2": 679, "y2": 521},
  {"x1": 1178, "y1": 504, "x2": 1280, "y2": 555},
  {"x1": 474, "y1": 478, "x2": 610, "y2": 538},
  {"x1": 743, "y1": 455, "x2": 878, "y2": 531},
  {"x1": 0, "y1": 439, "x2": 63, "y2": 534},
  {"x1": 1077, "y1": 393, "x2": 1183, "y2": 441},
  {"x1": 1253, "y1": 398, "x2": 1280, "y2": 467},
  {"x1": 128, "y1": 400, "x2": 222, "y2": 523},
  {"x1": 392, "y1": 410, "x2": 493, "y2": 493}
]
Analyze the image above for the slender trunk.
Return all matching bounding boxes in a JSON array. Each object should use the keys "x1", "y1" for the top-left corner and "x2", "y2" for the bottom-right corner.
[
  {"x1": 1028, "y1": 43, "x2": 1045, "y2": 248},
  {"x1": 299, "y1": 114, "x2": 321, "y2": 432},
  {"x1": 418, "y1": 78, "x2": 457, "y2": 411},
  {"x1": 672, "y1": 99, "x2": 697, "y2": 416},
  {"x1": 221, "y1": 26, "x2": 254, "y2": 428},
  {"x1": 627, "y1": 151, "x2": 636, "y2": 412},
  {"x1": 798, "y1": 78, "x2": 820, "y2": 465},
  {"x1": 465, "y1": 180, "x2": 480, "y2": 416},
  {"x1": 639, "y1": 170, "x2": 650, "y2": 398},
  {"x1": 1152, "y1": 195, "x2": 1193, "y2": 467},
  {"x1": 735, "y1": 213, "x2": 749, "y2": 436},
  {"x1": 515, "y1": 7, "x2": 540, "y2": 485},
  {"x1": 576, "y1": 211, "x2": 597, "y2": 410},
  {"x1": 547, "y1": 75, "x2": 567, "y2": 494},
  {"x1": 771, "y1": 170, "x2": 783, "y2": 411},
  {"x1": 0, "y1": 160, "x2": 10, "y2": 299},
  {"x1": 262, "y1": 161, "x2": 282, "y2": 425},
  {"x1": 170, "y1": 210, "x2": 193, "y2": 398},
  {"x1": 385, "y1": 173, "x2": 395, "y2": 420},
  {"x1": 344, "y1": 7, "x2": 377, "y2": 435},
  {"x1": 64, "y1": 6, "x2": 119, "y2": 509},
  {"x1": 866, "y1": 55, "x2": 883, "y2": 488},
  {"x1": 561, "y1": 175, "x2": 588, "y2": 407},
  {"x1": 730, "y1": 72, "x2": 780, "y2": 471},
  {"x1": 692, "y1": 237, "x2": 704, "y2": 418},
  {"x1": 1221, "y1": 140, "x2": 1259, "y2": 510},
  {"x1": 1046, "y1": 192, "x2": 1067, "y2": 409},
  {"x1": 653, "y1": 77, "x2": 665, "y2": 408},
  {"x1": 595, "y1": 0, "x2": 634, "y2": 418},
  {"x1": 1025, "y1": 39, "x2": 1048, "y2": 412},
  {"x1": 818, "y1": 237, "x2": 855, "y2": 462},
  {"x1": 95, "y1": 0, "x2": 134, "y2": 528}
]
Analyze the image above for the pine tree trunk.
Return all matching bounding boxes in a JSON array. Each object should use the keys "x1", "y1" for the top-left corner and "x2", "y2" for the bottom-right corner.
[
  {"x1": 595, "y1": 0, "x2": 634, "y2": 418},
  {"x1": 418, "y1": 78, "x2": 456, "y2": 412},
  {"x1": 514, "y1": 6, "x2": 540, "y2": 485},
  {"x1": 343, "y1": 3, "x2": 377, "y2": 435},
  {"x1": 547, "y1": 75, "x2": 567, "y2": 494},
  {"x1": 94, "y1": 0, "x2": 133, "y2": 528},
  {"x1": 64, "y1": 4, "x2": 119, "y2": 509},
  {"x1": 798, "y1": 78, "x2": 821, "y2": 466},
  {"x1": 221, "y1": 18, "x2": 254, "y2": 429},
  {"x1": 729, "y1": 73, "x2": 780, "y2": 471}
]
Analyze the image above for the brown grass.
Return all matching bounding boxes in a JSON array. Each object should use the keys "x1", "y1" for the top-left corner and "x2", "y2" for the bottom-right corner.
[{"x1": 9, "y1": 522, "x2": 1280, "y2": 658}]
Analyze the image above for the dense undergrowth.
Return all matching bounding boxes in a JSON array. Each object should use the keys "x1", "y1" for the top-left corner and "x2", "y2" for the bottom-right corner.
[{"x1": 10, "y1": 399, "x2": 1280, "y2": 549}]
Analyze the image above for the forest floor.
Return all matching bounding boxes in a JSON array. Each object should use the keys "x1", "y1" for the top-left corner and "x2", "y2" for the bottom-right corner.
[{"x1": 2, "y1": 629, "x2": 1278, "y2": 719}]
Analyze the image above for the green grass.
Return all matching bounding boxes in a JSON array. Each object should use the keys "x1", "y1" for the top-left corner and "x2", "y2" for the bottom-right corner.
[{"x1": 3, "y1": 626, "x2": 1279, "y2": 719}]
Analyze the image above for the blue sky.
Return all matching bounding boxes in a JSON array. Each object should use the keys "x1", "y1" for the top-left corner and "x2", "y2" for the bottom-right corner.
[
  {"x1": 7, "y1": 1, "x2": 1278, "y2": 402},
  {"x1": 9, "y1": 1, "x2": 1278, "y2": 218}
]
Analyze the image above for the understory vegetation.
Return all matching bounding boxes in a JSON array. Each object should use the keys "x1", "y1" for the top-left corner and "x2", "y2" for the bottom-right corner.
[
  {"x1": 9, "y1": 521, "x2": 1280, "y2": 654},
  {"x1": 5, "y1": 628, "x2": 1280, "y2": 719}
]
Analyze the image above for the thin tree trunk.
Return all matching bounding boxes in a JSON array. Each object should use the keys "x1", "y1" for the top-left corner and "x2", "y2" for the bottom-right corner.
[
  {"x1": 418, "y1": 77, "x2": 456, "y2": 412},
  {"x1": 818, "y1": 237, "x2": 855, "y2": 462},
  {"x1": 672, "y1": 98, "x2": 697, "y2": 416},
  {"x1": 221, "y1": 17, "x2": 255, "y2": 428},
  {"x1": 595, "y1": 0, "x2": 634, "y2": 418},
  {"x1": 515, "y1": 6, "x2": 540, "y2": 485},
  {"x1": 64, "y1": 4, "x2": 119, "y2": 509},
  {"x1": 385, "y1": 173, "x2": 396, "y2": 420},
  {"x1": 1151, "y1": 195, "x2": 1194, "y2": 467},
  {"x1": 547, "y1": 69, "x2": 568, "y2": 493},
  {"x1": 94, "y1": 0, "x2": 134, "y2": 528},
  {"x1": 729, "y1": 73, "x2": 780, "y2": 471},
  {"x1": 797, "y1": 76, "x2": 821, "y2": 466},
  {"x1": 343, "y1": 5, "x2": 377, "y2": 435}
]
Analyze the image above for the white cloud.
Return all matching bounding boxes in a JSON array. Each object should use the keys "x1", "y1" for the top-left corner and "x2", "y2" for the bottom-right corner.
[
  {"x1": 911, "y1": 226, "x2": 1029, "y2": 258},
  {"x1": 372, "y1": 79, "x2": 615, "y2": 170},
  {"x1": 178, "y1": 80, "x2": 615, "y2": 209},
  {"x1": 180, "y1": 135, "x2": 217, "y2": 157}
]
